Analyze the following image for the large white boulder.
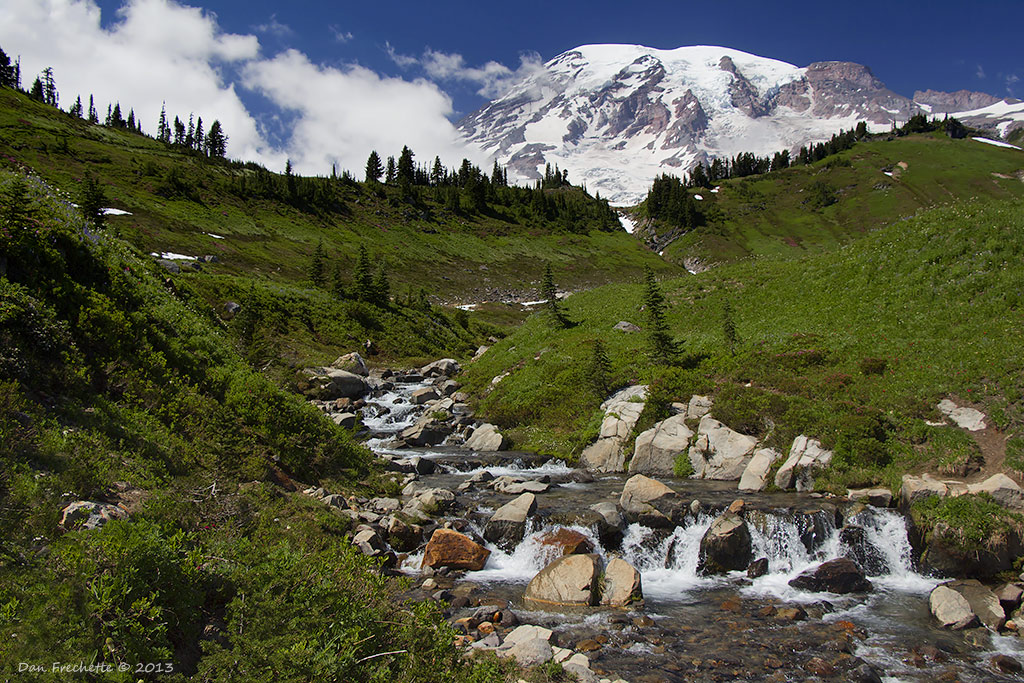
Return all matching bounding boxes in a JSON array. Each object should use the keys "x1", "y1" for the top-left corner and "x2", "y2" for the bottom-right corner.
[
  {"x1": 524, "y1": 554, "x2": 602, "y2": 606},
  {"x1": 688, "y1": 415, "x2": 758, "y2": 480},
  {"x1": 738, "y1": 448, "x2": 781, "y2": 492},
  {"x1": 628, "y1": 414, "x2": 693, "y2": 476},
  {"x1": 937, "y1": 399, "x2": 987, "y2": 431},
  {"x1": 774, "y1": 435, "x2": 833, "y2": 491},
  {"x1": 580, "y1": 385, "x2": 647, "y2": 472},
  {"x1": 464, "y1": 423, "x2": 509, "y2": 452}
]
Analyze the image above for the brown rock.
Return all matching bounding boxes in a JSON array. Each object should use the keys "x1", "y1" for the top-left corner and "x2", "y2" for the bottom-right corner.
[
  {"x1": 805, "y1": 657, "x2": 834, "y2": 677},
  {"x1": 994, "y1": 654, "x2": 1023, "y2": 674},
  {"x1": 728, "y1": 499, "x2": 745, "y2": 514},
  {"x1": 538, "y1": 528, "x2": 595, "y2": 557},
  {"x1": 421, "y1": 529, "x2": 490, "y2": 571},
  {"x1": 577, "y1": 639, "x2": 602, "y2": 652},
  {"x1": 776, "y1": 607, "x2": 807, "y2": 621}
]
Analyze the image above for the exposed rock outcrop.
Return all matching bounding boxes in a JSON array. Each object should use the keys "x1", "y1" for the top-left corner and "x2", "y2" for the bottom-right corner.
[
  {"x1": 421, "y1": 529, "x2": 491, "y2": 571},
  {"x1": 698, "y1": 510, "x2": 752, "y2": 574},
  {"x1": 484, "y1": 493, "x2": 536, "y2": 551},
  {"x1": 619, "y1": 474, "x2": 685, "y2": 528},
  {"x1": 580, "y1": 385, "x2": 648, "y2": 472},
  {"x1": 774, "y1": 435, "x2": 833, "y2": 491},
  {"x1": 788, "y1": 558, "x2": 873, "y2": 594},
  {"x1": 524, "y1": 554, "x2": 602, "y2": 606},
  {"x1": 688, "y1": 415, "x2": 757, "y2": 480},
  {"x1": 738, "y1": 448, "x2": 781, "y2": 492},
  {"x1": 628, "y1": 413, "x2": 692, "y2": 476},
  {"x1": 463, "y1": 423, "x2": 509, "y2": 452}
]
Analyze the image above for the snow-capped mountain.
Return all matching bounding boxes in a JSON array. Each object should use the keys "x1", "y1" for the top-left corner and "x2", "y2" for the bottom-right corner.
[{"x1": 458, "y1": 44, "x2": 1024, "y2": 205}]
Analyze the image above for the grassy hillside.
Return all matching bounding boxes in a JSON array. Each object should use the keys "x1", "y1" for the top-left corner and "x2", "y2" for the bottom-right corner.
[
  {"x1": 0, "y1": 88, "x2": 675, "y2": 328},
  {"x1": 637, "y1": 132, "x2": 1024, "y2": 268},
  {"x1": 0, "y1": 168, "x2": 515, "y2": 681},
  {"x1": 462, "y1": 195, "x2": 1024, "y2": 490}
]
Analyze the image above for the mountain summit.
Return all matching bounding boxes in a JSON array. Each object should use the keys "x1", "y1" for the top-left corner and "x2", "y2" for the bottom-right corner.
[{"x1": 458, "y1": 44, "x2": 1023, "y2": 204}]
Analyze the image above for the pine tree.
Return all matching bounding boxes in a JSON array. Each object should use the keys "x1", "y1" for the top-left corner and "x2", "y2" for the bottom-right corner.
[
  {"x1": 541, "y1": 263, "x2": 569, "y2": 328},
  {"x1": 41, "y1": 67, "x2": 57, "y2": 107},
  {"x1": 642, "y1": 265, "x2": 677, "y2": 364},
  {"x1": 185, "y1": 113, "x2": 195, "y2": 149},
  {"x1": 722, "y1": 299, "x2": 738, "y2": 355},
  {"x1": 0, "y1": 46, "x2": 15, "y2": 88},
  {"x1": 365, "y1": 150, "x2": 383, "y2": 182},
  {"x1": 587, "y1": 338, "x2": 612, "y2": 398},
  {"x1": 29, "y1": 77, "x2": 43, "y2": 101},
  {"x1": 79, "y1": 171, "x2": 106, "y2": 229},
  {"x1": 194, "y1": 116, "x2": 204, "y2": 150},
  {"x1": 157, "y1": 103, "x2": 168, "y2": 142},
  {"x1": 308, "y1": 239, "x2": 326, "y2": 288},
  {"x1": 1, "y1": 176, "x2": 35, "y2": 235},
  {"x1": 431, "y1": 156, "x2": 445, "y2": 186},
  {"x1": 173, "y1": 116, "x2": 185, "y2": 145},
  {"x1": 397, "y1": 145, "x2": 415, "y2": 184},
  {"x1": 372, "y1": 260, "x2": 390, "y2": 307},
  {"x1": 205, "y1": 120, "x2": 226, "y2": 157},
  {"x1": 69, "y1": 95, "x2": 83, "y2": 118},
  {"x1": 126, "y1": 108, "x2": 135, "y2": 131},
  {"x1": 87, "y1": 95, "x2": 98, "y2": 124},
  {"x1": 385, "y1": 156, "x2": 396, "y2": 184},
  {"x1": 353, "y1": 245, "x2": 373, "y2": 302}
]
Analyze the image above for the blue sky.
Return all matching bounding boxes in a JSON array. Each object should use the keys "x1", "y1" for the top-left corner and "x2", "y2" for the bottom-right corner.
[{"x1": 2, "y1": 0, "x2": 1021, "y2": 175}]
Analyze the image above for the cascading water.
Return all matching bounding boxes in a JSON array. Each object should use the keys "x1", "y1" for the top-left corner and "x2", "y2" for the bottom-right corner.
[{"x1": 360, "y1": 381, "x2": 431, "y2": 435}]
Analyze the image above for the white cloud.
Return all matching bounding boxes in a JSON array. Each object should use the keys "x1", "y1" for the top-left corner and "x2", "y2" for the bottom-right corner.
[
  {"x1": 242, "y1": 49, "x2": 485, "y2": 176},
  {"x1": 0, "y1": 0, "x2": 486, "y2": 177},
  {"x1": 384, "y1": 41, "x2": 417, "y2": 69},
  {"x1": 419, "y1": 49, "x2": 544, "y2": 99},
  {"x1": 330, "y1": 25, "x2": 354, "y2": 43},
  {"x1": 254, "y1": 14, "x2": 294, "y2": 38},
  {"x1": 976, "y1": 64, "x2": 987, "y2": 79}
]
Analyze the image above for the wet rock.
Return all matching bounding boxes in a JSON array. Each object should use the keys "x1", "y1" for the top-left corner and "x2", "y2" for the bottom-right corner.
[
  {"x1": 805, "y1": 657, "x2": 834, "y2": 677},
  {"x1": 421, "y1": 529, "x2": 491, "y2": 571},
  {"x1": 581, "y1": 385, "x2": 648, "y2": 472},
  {"x1": 600, "y1": 557, "x2": 643, "y2": 606},
  {"x1": 421, "y1": 358, "x2": 461, "y2": 378},
  {"x1": 298, "y1": 367, "x2": 368, "y2": 400},
  {"x1": 688, "y1": 416, "x2": 758, "y2": 480},
  {"x1": 331, "y1": 412, "x2": 358, "y2": 428},
  {"x1": 747, "y1": 557, "x2": 769, "y2": 578},
  {"x1": 524, "y1": 554, "x2": 602, "y2": 606},
  {"x1": 60, "y1": 501, "x2": 128, "y2": 530},
  {"x1": 775, "y1": 606, "x2": 807, "y2": 621},
  {"x1": 687, "y1": 395, "x2": 713, "y2": 420},
  {"x1": 410, "y1": 456, "x2": 435, "y2": 475},
  {"x1": 839, "y1": 525, "x2": 888, "y2": 575},
  {"x1": 412, "y1": 487, "x2": 455, "y2": 512},
  {"x1": 629, "y1": 414, "x2": 693, "y2": 476},
  {"x1": 847, "y1": 487, "x2": 893, "y2": 507},
  {"x1": 774, "y1": 435, "x2": 833, "y2": 491},
  {"x1": 738, "y1": 448, "x2": 781, "y2": 492},
  {"x1": 538, "y1": 528, "x2": 595, "y2": 557},
  {"x1": 331, "y1": 351, "x2": 368, "y2": 376},
  {"x1": 383, "y1": 516, "x2": 421, "y2": 552},
  {"x1": 788, "y1": 558, "x2": 873, "y2": 594},
  {"x1": 492, "y1": 476, "x2": 549, "y2": 494},
  {"x1": 945, "y1": 579, "x2": 1005, "y2": 631},
  {"x1": 993, "y1": 654, "x2": 1023, "y2": 674},
  {"x1": 411, "y1": 387, "x2": 440, "y2": 405},
  {"x1": 921, "y1": 521, "x2": 1018, "y2": 579},
  {"x1": 399, "y1": 421, "x2": 450, "y2": 447},
  {"x1": 929, "y1": 584, "x2": 979, "y2": 629},
  {"x1": 619, "y1": 474, "x2": 684, "y2": 528},
  {"x1": 996, "y1": 583, "x2": 1024, "y2": 613},
  {"x1": 464, "y1": 423, "x2": 509, "y2": 452},
  {"x1": 937, "y1": 399, "x2": 986, "y2": 431},
  {"x1": 484, "y1": 493, "x2": 537, "y2": 551},
  {"x1": 590, "y1": 501, "x2": 626, "y2": 548},
  {"x1": 698, "y1": 511, "x2": 752, "y2": 575}
]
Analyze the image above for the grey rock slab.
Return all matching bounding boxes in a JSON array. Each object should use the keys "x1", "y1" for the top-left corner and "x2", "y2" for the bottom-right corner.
[
  {"x1": 738, "y1": 448, "x2": 781, "y2": 492},
  {"x1": 629, "y1": 413, "x2": 693, "y2": 476}
]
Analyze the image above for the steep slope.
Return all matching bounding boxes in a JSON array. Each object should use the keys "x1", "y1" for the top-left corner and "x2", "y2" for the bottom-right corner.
[{"x1": 460, "y1": 44, "x2": 1020, "y2": 204}]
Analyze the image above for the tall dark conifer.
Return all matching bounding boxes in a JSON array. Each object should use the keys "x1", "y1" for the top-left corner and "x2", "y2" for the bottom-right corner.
[
  {"x1": 365, "y1": 151, "x2": 383, "y2": 182},
  {"x1": 541, "y1": 263, "x2": 569, "y2": 328},
  {"x1": 642, "y1": 265, "x2": 677, "y2": 364}
]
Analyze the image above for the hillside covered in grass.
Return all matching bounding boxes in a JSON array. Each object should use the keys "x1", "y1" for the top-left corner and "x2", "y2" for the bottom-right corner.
[
  {"x1": 0, "y1": 169, "x2": 513, "y2": 681},
  {"x1": 462, "y1": 195, "x2": 1024, "y2": 491},
  {"x1": 0, "y1": 88, "x2": 676, "y2": 343},
  {"x1": 633, "y1": 130, "x2": 1024, "y2": 268}
]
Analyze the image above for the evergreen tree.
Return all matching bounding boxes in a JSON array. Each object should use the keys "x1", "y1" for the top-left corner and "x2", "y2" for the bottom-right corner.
[
  {"x1": 365, "y1": 150, "x2": 383, "y2": 182},
  {"x1": 285, "y1": 159, "x2": 297, "y2": 200},
  {"x1": 541, "y1": 263, "x2": 569, "y2": 328},
  {"x1": 353, "y1": 245, "x2": 373, "y2": 302},
  {"x1": 69, "y1": 95, "x2": 83, "y2": 118},
  {"x1": 587, "y1": 338, "x2": 612, "y2": 398},
  {"x1": 308, "y1": 239, "x2": 326, "y2": 288},
  {"x1": 87, "y1": 95, "x2": 98, "y2": 124},
  {"x1": 126, "y1": 108, "x2": 135, "y2": 131},
  {"x1": 385, "y1": 156, "x2": 396, "y2": 184},
  {"x1": 0, "y1": 46, "x2": 15, "y2": 88},
  {"x1": 29, "y1": 77, "x2": 43, "y2": 101},
  {"x1": 1, "y1": 176, "x2": 35, "y2": 235},
  {"x1": 430, "y1": 156, "x2": 445, "y2": 186},
  {"x1": 194, "y1": 116, "x2": 204, "y2": 150},
  {"x1": 205, "y1": 120, "x2": 227, "y2": 157},
  {"x1": 111, "y1": 102, "x2": 123, "y2": 128},
  {"x1": 185, "y1": 113, "x2": 195, "y2": 149},
  {"x1": 396, "y1": 145, "x2": 415, "y2": 185},
  {"x1": 157, "y1": 103, "x2": 168, "y2": 142},
  {"x1": 372, "y1": 260, "x2": 390, "y2": 307},
  {"x1": 173, "y1": 116, "x2": 185, "y2": 144},
  {"x1": 41, "y1": 67, "x2": 57, "y2": 107},
  {"x1": 722, "y1": 299, "x2": 738, "y2": 355},
  {"x1": 79, "y1": 171, "x2": 106, "y2": 229},
  {"x1": 642, "y1": 265, "x2": 677, "y2": 364}
]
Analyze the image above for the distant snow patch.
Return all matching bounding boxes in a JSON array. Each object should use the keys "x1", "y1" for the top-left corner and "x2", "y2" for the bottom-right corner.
[
  {"x1": 972, "y1": 136, "x2": 1022, "y2": 150},
  {"x1": 102, "y1": 207, "x2": 132, "y2": 216},
  {"x1": 710, "y1": 187, "x2": 720, "y2": 194},
  {"x1": 150, "y1": 252, "x2": 196, "y2": 261},
  {"x1": 205, "y1": 232, "x2": 226, "y2": 240},
  {"x1": 456, "y1": 304, "x2": 478, "y2": 311},
  {"x1": 693, "y1": 194, "x2": 703, "y2": 201},
  {"x1": 883, "y1": 171, "x2": 894, "y2": 177},
  {"x1": 618, "y1": 215, "x2": 638, "y2": 234}
]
